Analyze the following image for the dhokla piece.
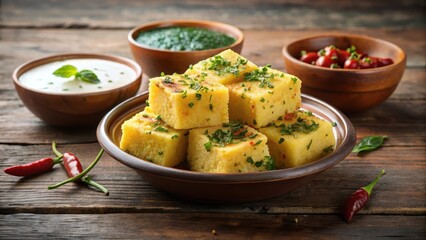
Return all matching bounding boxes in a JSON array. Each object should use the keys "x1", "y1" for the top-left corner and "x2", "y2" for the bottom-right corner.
[
  {"x1": 187, "y1": 121, "x2": 275, "y2": 173},
  {"x1": 258, "y1": 111, "x2": 335, "y2": 169},
  {"x1": 119, "y1": 107, "x2": 188, "y2": 167},
  {"x1": 148, "y1": 73, "x2": 229, "y2": 129},
  {"x1": 227, "y1": 66, "x2": 302, "y2": 128},
  {"x1": 184, "y1": 49, "x2": 258, "y2": 85}
]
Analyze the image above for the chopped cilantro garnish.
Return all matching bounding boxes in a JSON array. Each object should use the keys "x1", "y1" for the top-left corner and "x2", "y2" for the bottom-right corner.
[
  {"x1": 206, "y1": 56, "x2": 248, "y2": 76},
  {"x1": 276, "y1": 117, "x2": 319, "y2": 136},
  {"x1": 307, "y1": 139, "x2": 313, "y2": 150},
  {"x1": 323, "y1": 145, "x2": 334, "y2": 154},
  {"x1": 203, "y1": 121, "x2": 253, "y2": 148},
  {"x1": 154, "y1": 126, "x2": 168, "y2": 132},
  {"x1": 163, "y1": 76, "x2": 173, "y2": 84},
  {"x1": 263, "y1": 156, "x2": 275, "y2": 170},
  {"x1": 195, "y1": 93, "x2": 202, "y2": 100},
  {"x1": 243, "y1": 66, "x2": 274, "y2": 88},
  {"x1": 204, "y1": 141, "x2": 213, "y2": 152},
  {"x1": 246, "y1": 156, "x2": 275, "y2": 170}
]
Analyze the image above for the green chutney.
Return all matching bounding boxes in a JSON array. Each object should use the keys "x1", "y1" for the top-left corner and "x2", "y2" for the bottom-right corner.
[{"x1": 136, "y1": 26, "x2": 236, "y2": 51}]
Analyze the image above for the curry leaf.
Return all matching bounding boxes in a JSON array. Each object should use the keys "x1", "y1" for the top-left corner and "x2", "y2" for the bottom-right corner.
[{"x1": 352, "y1": 136, "x2": 387, "y2": 153}]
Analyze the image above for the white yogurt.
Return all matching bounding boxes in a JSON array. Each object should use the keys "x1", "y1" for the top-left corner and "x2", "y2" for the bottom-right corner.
[{"x1": 19, "y1": 58, "x2": 137, "y2": 93}]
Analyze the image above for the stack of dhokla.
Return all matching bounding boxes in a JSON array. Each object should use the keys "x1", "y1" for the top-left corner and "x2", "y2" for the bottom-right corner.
[{"x1": 120, "y1": 49, "x2": 336, "y2": 173}]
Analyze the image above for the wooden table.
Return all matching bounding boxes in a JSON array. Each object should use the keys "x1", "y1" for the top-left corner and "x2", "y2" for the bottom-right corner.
[{"x1": 1, "y1": 0, "x2": 425, "y2": 239}]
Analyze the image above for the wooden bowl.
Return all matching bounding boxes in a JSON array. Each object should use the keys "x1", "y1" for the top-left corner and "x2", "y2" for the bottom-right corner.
[
  {"x1": 97, "y1": 92, "x2": 356, "y2": 203},
  {"x1": 13, "y1": 53, "x2": 142, "y2": 127},
  {"x1": 128, "y1": 20, "x2": 244, "y2": 77},
  {"x1": 282, "y1": 34, "x2": 406, "y2": 113}
]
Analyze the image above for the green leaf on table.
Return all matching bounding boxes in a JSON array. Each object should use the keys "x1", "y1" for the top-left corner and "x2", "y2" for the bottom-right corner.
[
  {"x1": 53, "y1": 65, "x2": 78, "y2": 78},
  {"x1": 76, "y1": 70, "x2": 100, "y2": 84},
  {"x1": 352, "y1": 136, "x2": 388, "y2": 153}
]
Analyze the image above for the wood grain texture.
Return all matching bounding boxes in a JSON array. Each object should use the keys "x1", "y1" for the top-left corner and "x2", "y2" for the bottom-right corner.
[
  {"x1": 1, "y1": 144, "x2": 425, "y2": 215},
  {"x1": 1, "y1": 0, "x2": 425, "y2": 30},
  {"x1": 0, "y1": 213, "x2": 425, "y2": 239}
]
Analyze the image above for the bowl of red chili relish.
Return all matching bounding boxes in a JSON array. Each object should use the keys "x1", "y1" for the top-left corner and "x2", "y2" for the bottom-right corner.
[
  {"x1": 128, "y1": 20, "x2": 244, "y2": 77},
  {"x1": 282, "y1": 33, "x2": 406, "y2": 113}
]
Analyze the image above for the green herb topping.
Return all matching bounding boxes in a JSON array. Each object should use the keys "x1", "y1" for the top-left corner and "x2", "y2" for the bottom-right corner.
[
  {"x1": 206, "y1": 56, "x2": 248, "y2": 76},
  {"x1": 203, "y1": 121, "x2": 258, "y2": 151},
  {"x1": 53, "y1": 65, "x2": 100, "y2": 84},
  {"x1": 323, "y1": 145, "x2": 334, "y2": 154},
  {"x1": 307, "y1": 139, "x2": 313, "y2": 150},
  {"x1": 270, "y1": 116, "x2": 319, "y2": 136},
  {"x1": 204, "y1": 141, "x2": 213, "y2": 152},
  {"x1": 243, "y1": 66, "x2": 277, "y2": 88},
  {"x1": 154, "y1": 126, "x2": 168, "y2": 132},
  {"x1": 246, "y1": 156, "x2": 275, "y2": 170}
]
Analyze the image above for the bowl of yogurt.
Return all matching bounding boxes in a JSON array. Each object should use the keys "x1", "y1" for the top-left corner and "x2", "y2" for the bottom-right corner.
[{"x1": 13, "y1": 53, "x2": 142, "y2": 127}]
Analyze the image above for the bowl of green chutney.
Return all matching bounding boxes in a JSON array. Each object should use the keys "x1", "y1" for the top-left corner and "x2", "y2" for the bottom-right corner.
[{"x1": 128, "y1": 20, "x2": 244, "y2": 77}]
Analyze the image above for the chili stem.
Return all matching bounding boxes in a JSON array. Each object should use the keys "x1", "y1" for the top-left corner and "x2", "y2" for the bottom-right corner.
[
  {"x1": 362, "y1": 169, "x2": 386, "y2": 195},
  {"x1": 82, "y1": 175, "x2": 109, "y2": 196},
  {"x1": 52, "y1": 141, "x2": 63, "y2": 158},
  {"x1": 53, "y1": 155, "x2": 63, "y2": 164},
  {"x1": 48, "y1": 149, "x2": 104, "y2": 190}
]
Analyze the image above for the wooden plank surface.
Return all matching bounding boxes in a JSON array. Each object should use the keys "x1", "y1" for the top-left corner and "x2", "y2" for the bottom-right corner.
[
  {"x1": 1, "y1": 144, "x2": 425, "y2": 214},
  {"x1": 1, "y1": 0, "x2": 425, "y2": 30},
  {"x1": 1, "y1": 1, "x2": 425, "y2": 239},
  {"x1": 1, "y1": 214, "x2": 425, "y2": 239}
]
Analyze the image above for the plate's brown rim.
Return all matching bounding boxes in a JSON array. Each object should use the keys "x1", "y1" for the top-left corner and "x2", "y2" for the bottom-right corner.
[{"x1": 97, "y1": 92, "x2": 356, "y2": 183}]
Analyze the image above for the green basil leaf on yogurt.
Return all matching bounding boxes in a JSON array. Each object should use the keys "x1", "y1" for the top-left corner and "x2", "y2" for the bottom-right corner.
[
  {"x1": 352, "y1": 136, "x2": 387, "y2": 154},
  {"x1": 53, "y1": 65, "x2": 78, "y2": 78},
  {"x1": 53, "y1": 65, "x2": 100, "y2": 84},
  {"x1": 76, "y1": 70, "x2": 101, "y2": 84}
]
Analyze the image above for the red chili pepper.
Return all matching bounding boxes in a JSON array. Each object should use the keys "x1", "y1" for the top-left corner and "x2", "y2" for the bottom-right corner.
[
  {"x1": 4, "y1": 156, "x2": 62, "y2": 177},
  {"x1": 343, "y1": 169, "x2": 385, "y2": 222},
  {"x1": 51, "y1": 141, "x2": 109, "y2": 195},
  {"x1": 62, "y1": 152, "x2": 84, "y2": 178}
]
